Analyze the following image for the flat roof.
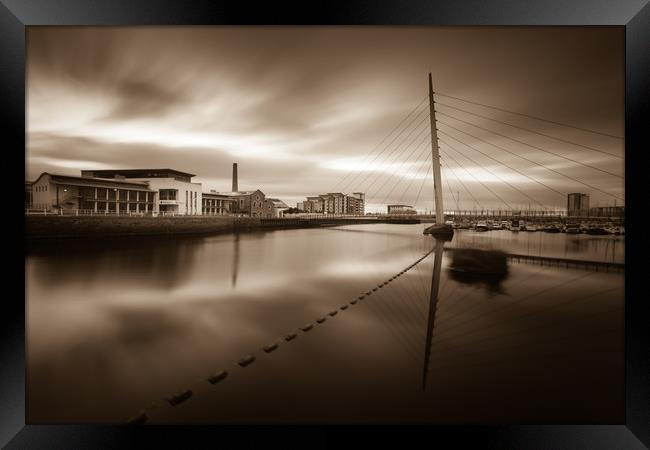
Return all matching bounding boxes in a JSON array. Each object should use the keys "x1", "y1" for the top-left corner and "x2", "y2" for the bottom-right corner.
[
  {"x1": 81, "y1": 168, "x2": 196, "y2": 178},
  {"x1": 203, "y1": 192, "x2": 237, "y2": 199},
  {"x1": 35, "y1": 173, "x2": 153, "y2": 190},
  {"x1": 211, "y1": 190, "x2": 259, "y2": 196}
]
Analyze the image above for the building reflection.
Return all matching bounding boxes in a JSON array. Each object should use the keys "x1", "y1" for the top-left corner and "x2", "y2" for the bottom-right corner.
[
  {"x1": 232, "y1": 233, "x2": 240, "y2": 288},
  {"x1": 26, "y1": 236, "x2": 202, "y2": 290}
]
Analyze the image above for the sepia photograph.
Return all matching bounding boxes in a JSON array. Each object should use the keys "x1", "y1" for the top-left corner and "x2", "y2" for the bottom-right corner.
[{"x1": 25, "y1": 26, "x2": 625, "y2": 425}]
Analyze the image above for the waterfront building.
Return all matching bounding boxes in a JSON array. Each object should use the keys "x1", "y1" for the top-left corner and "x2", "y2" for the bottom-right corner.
[
  {"x1": 31, "y1": 172, "x2": 155, "y2": 213},
  {"x1": 81, "y1": 169, "x2": 202, "y2": 215},
  {"x1": 567, "y1": 193, "x2": 590, "y2": 217},
  {"x1": 347, "y1": 192, "x2": 365, "y2": 215},
  {"x1": 302, "y1": 196, "x2": 324, "y2": 213},
  {"x1": 589, "y1": 206, "x2": 624, "y2": 217},
  {"x1": 299, "y1": 192, "x2": 365, "y2": 215},
  {"x1": 211, "y1": 189, "x2": 272, "y2": 217},
  {"x1": 322, "y1": 193, "x2": 347, "y2": 214},
  {"x1": 267, "y1": 198, "x2": 290, "y2": 217},
  {"x1": 387, "y1": 204, "x2": 416, "y2": 215},
  {"x1": 205, "y1": 162, "x2": 273, "y2": 218},
  {"x1": 202, "y1": 191, "x2": 236, "y2": 215},
  {"x1": 25, "y1": 181, "x2": 33, "y2": 208}
]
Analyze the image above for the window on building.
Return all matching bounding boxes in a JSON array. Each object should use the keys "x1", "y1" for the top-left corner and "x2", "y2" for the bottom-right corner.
[{"x1": 160, "y1": 189, "x2": 177, "y2": 201}]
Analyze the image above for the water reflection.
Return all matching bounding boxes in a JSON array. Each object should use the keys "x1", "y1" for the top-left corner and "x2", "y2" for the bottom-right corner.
[
  {"x1": 232, "y1": 233, "x2": 240, "y2": 288},
  {"x1": 26, "y1": 225, "x2": 624, "y2": 423},
  {"x1": 451, "y1": 230, "x2": 624, "y2": 263},
  {"x1": 422, "y1": 238, "x2": 444, "y2": 390},
  {"x1": 447, "y1": 248, "x2": 509, "y2": 295}
]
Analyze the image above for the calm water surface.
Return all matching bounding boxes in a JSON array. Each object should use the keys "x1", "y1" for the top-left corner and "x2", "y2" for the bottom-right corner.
[{"x1": 26, "y1": 224, "x2": 624, "y2": 423}]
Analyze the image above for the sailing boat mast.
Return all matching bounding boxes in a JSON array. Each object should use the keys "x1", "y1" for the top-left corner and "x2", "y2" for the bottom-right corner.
[{"x1": 429, "y1": 73, "x2": 444, "y2": 225}]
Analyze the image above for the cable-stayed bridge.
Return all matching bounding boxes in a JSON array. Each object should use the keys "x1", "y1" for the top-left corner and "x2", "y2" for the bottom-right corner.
[
  {"x1": 124, "y1": 75, "x2": 625, "y2": 424},
  {"x1": 322, "y1": 74, "x2": 624, "y2": 218}
]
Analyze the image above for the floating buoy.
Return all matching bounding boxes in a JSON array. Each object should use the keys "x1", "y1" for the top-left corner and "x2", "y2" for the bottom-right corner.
[
  {"x1": 126, "y1": 410, "x2": 148, "y2": 425},
  {"x1": 316, "y1": 317, "x2": 327, "y2": 324},
  {"x1": 207, "y1": 370, "x2": 228, "y2": 384},
  {"x1": 238, "y1": 355, "x2": 256, "y2": 367},
  {"x1": 167, "y1": 389, "x2": 192, "y2": 406},
  {"x1": 365, "y1": 291, "x2": 372, "y2": 295},
  {"x1": 340, "y1": 305, "x2": 349, "y2": 310},
  {"x1": 328, "y1": 310, "x2": 338, "y2": 316},
  {"x1": 263, "y1": 342, "x2": 279, "y2": 353},
  {"x1": 372, "y1": 288, "x2": 378, "y2": 292},
  {"x1": 358, "y1": 295, "x2": 365, "y2": 300},
  {"x1": 350, "y1": 299, "x2": 358, "y2": 305},
  {"x1": 301, "y1": 323, "x2": 314, "y2": 332},
  {"x1": 284, "y1": 331, "x2": 298, "y2": 341}
]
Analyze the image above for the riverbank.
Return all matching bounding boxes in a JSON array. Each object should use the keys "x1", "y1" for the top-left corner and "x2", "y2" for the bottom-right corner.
[{"x1": 25, "y1": 215, "x2": 391, "y2": 239}]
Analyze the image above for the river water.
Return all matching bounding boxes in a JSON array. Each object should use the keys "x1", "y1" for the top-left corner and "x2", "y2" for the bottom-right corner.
[{"x1": 26, "y1": 224, "x2": 624, "y2": 424}]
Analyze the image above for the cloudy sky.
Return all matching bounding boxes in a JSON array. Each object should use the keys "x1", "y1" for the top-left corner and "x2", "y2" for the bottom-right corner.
[{"x1": 27, "y1": 27, "x2": 624, "y2": 212}]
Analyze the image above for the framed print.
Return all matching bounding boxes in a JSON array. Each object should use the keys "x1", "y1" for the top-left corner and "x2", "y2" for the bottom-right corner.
[{"x1": 4, "y1": 0, "x2": 650, "y2": 448}]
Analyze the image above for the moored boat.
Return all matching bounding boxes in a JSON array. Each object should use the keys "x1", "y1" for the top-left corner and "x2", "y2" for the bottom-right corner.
[
  {"x1": 510, "y1": 219, "x2": 520, "y2": 232},
  {"x1": 587, "y1": 225, "x2": 609, "y2": 235},
  {"x1": 475, "y1": 221, "x2": 489, "y2": 232},
  {"x1": 544, "y1": 224, "x2": 561, "y2": 233},
  {"x1": 423, "y1": 223, "x2": 454, "y2": 237},
  {"x1": 565, "y1": 223, "x2": 581, "y2": 234}
]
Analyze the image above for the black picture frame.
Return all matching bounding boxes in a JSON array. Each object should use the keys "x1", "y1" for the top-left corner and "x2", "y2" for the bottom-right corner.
[{"x1": 5, "y1": 0, "x2": 649, "y2": 448}]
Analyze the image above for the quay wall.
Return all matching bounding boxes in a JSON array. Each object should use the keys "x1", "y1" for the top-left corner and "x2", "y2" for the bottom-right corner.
[{"x1": 25, "y1": 216, "x2": 394, "y2": 239}]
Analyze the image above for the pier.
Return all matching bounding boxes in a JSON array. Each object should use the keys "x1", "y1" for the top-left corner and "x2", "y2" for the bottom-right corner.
[{"x1": 443, "y1": 247, "x2": 624, "y2": 273}]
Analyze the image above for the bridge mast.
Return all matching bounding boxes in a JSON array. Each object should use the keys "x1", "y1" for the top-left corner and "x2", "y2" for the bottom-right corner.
[{"x1": 429, "y1": 73, "x2": 444, "y2": 225}]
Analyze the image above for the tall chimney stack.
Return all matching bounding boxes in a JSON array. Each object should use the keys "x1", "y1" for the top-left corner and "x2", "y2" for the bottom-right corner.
[{"x1": 232, "y1": 163, "x2": 238, "y2": 192}]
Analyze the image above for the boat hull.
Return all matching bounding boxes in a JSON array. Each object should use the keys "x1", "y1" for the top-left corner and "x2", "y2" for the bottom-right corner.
[{"x1": 423, "y1": 223, "x2": 454, "y2": 238}]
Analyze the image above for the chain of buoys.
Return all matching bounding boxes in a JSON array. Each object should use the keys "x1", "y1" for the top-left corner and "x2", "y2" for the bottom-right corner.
[{"x1": 125, "y1": 248, "x2": 435, "y2": 425}]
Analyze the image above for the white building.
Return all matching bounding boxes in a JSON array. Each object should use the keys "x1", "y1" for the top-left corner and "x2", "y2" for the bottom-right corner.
[
  {"x1": 81, "y1": 169, "x2": 202, "y2": 215},
  {"x1": 31, "y1": 172, "x2": 155, "y2": 213},
  {"x1": 267, "y1": 198, "x2": 290, "y2": 217}
]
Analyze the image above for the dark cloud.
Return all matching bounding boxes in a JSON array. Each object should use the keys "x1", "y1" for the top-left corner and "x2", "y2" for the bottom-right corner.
[{"x1": 101, "y1": 79, "x2": 190, "y2": 121}]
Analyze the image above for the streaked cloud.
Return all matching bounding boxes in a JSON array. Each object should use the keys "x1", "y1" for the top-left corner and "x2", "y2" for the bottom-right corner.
[{"x1": 27, "y1": 27, "x2": 624, "y2": 211}]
